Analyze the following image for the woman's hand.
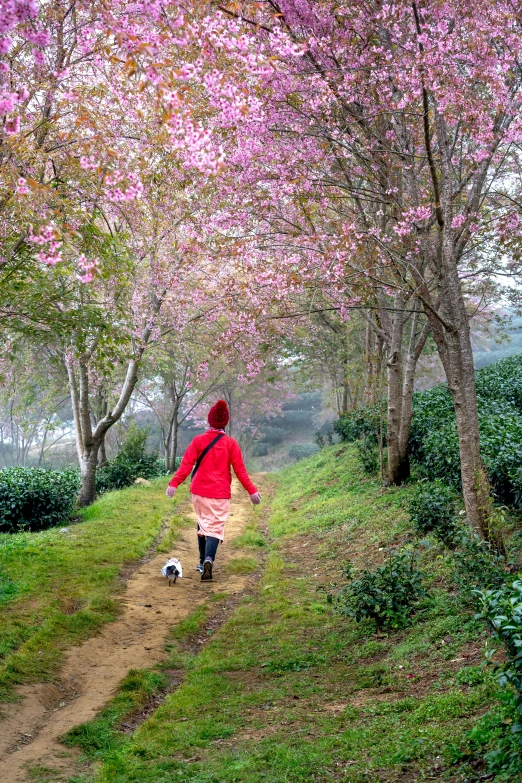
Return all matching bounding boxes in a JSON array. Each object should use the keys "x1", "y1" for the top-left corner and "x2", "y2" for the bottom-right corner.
[
  {"x1": 250, "y1": 491, "x2": 262, "y2": 505},
  {"x1": 166, "y1": 486, "x2": 176, "y2": 498}
]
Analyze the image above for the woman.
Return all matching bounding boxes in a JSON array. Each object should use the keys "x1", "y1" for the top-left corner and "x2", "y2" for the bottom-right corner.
[{"x1": 166, "y1": 399, "x2": 261, "y2": 581}]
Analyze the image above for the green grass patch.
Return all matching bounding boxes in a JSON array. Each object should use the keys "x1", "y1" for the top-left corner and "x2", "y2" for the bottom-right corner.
[
  {"x1": 0, "y1": 478, "x2": 189, "y2": 702},
  {"x1": 225, "y1": 556, "x2": 257, "y2": 575},
  {"x1": 232, "y1": 521, "x2": 266, "y2": 550}
]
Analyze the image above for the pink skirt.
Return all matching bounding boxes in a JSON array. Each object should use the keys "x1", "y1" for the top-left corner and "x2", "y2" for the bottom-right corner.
[{"x1": 191, "y1": 494, "x2": 231, "y2": 541}]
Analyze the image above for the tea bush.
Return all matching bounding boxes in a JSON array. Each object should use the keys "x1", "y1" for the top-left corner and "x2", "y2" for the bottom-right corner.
[
  {"x1": 333, "y1": 400, "x2": 385, "y2": 443},
  {"x1": 337, "y1": 549, "x2": 426, "y2": 630},
  {"x1": 0, "y1": 467, "x2": 80, "y2": 533},
  {"x1": 452, "y1": 531, "x2": 507, "y2": 599},
  {"x1": 335, "y1": 355, "x2": 522, "y2": 507},
  {"x1": 287, "y1": 443, "x2": 319, "y2": 462},
  {"x1": 356, "y1": 436, "x2": 379, "y2": 475},
  {"x1": 96, "y1": 425, "x2": 164, "y2": 494},
  {"x1": 475, "y1": 581, "x2": 522, "y2": 741},
  {"x1": 409, "y1": 480, "x2": 460, "y2": 548}
]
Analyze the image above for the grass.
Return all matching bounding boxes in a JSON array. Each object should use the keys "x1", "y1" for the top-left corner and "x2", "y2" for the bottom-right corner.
[
  {"x1": 58, "y1": 445, "x2": 518, "y2": 783},
  {"x1": 0, "y1": 477, "x2": 188, "y2": 702}
]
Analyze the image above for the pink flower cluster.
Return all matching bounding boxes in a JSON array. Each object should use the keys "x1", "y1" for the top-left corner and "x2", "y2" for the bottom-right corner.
[
  {"x1": 28, "y1": 223, "x2": 62, "y2": 266},
  {"x1": 77, "y1": 254, "x2": 99, "y2": 283}
]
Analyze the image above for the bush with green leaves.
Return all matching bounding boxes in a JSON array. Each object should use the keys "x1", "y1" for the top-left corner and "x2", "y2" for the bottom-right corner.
[
  {"x1": 336, "y1": 355, "x2": 522, "y2": 507},
  {"x1": 287, "y1": 443, "x2": 319, "y2": 462},
  {"x1": 0, "y1": 467, "x2": 80, "y2": 533},
  {"x1": 356, "y1": 436, "x2": 379, "y2": 475},
  {"x1": 334, "y1": 401, "x2": 385, "y2": 444},
  {"x1": 409, "y1": 480, "x2": 460, "y2": 548},
  {"x1": 474, "y1": 581, "x2": 522, "y2": 740},
  {"x1": 96, "y1": 425, "x2": 164, "y2": 494},
  {"x1": 451, "y1": 531, "x2": 507, "y2": 599},
  {"x1": 337, "y1": 549, "x2": 426, "y2": 630},
  {"x1": 314, "y1": 431, "x2": 325, "y2": 450}
]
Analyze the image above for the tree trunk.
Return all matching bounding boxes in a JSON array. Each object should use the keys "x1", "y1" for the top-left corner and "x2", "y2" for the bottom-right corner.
[
  {"x1": 168, "y1": 417, "x2": 179, "y2": 473},
  {"x1": 430, "y1": 311, "x2": 493, "y2": 539},
  {"x1": 77, "y1": 442, "x2": 100, "y2": 508},
  {"x1": 386, "y1": 348, "x2": 410, "y2": 485},
  {"x1": 98, "y1": 436, "x2": 108, "y2": 468}
]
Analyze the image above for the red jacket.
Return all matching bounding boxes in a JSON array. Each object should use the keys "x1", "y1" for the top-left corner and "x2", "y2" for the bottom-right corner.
[{"x1": 168, "y1": 429, "x2": 257, "y2": 499}]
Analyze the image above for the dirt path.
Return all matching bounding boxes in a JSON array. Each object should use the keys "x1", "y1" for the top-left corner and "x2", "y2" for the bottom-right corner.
[{"x1": 0, "y1": 477, "x2": 262, "y2": 783}]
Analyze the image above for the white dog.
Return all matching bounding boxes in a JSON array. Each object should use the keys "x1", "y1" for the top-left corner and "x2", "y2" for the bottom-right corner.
[{"x1": 161, "y1": 557, "x2": 182, "y2": 586}]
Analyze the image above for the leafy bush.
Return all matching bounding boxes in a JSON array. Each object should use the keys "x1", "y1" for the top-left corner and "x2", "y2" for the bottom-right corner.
[
  {"x1": 260, "y1": 426, "x2": 287, "y2": 446},
  {"x1": 287, "y1": 443, "x2": 319, "y2": 462},
  {"x1": 452, "y1": 531, "x2": 507, "y2": 598},
  {"x1": 356, "y1": 437, "x2": 379, "y2": 475},
  {"x1": 336, "y1": 355, "x2": 522, "y2": 508},
  {"x1": 252, "y1": 442, "x2": 269, "y2": 457},
  {"x1": 0, "y1": 467, "x2": 80, "y2": 533},
  {"x1": 334, "y1": 401, "x2": 385, "y2": 444},
  {"x1": 337, "y1": 549, "x2": 426, "y2": 630},
  {"x1": 314, "y1": 431, "x2": 325, "y2": 450},
  {"x1": 409, "y1": 481, "x2": 460, "y2": 548},
  {"x1": 96, "y1": 425, "x2": 164, "y2": 494},
  {"x1": 475, "y1": 581, "x2": 522, "y2": 740}
]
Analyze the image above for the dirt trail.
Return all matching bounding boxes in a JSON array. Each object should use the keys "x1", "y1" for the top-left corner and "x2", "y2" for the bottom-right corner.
[{"x1": 0, "y1": 477, "x2": 262, "y2": 783}]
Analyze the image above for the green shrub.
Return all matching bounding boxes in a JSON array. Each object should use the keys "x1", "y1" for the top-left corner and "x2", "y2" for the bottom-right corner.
[
  {"x1": 409, "y1": 481, "x2": 460, "y2": 548},
  {"x1": 0, "y1": 467, "x2": 80, "y2": 533},
  {"x1": 314, "y1": 431, "x2": 325, "y2": 450},
  {"x1": 356, "y1": 436, "x2": 379, "y2": 475},
  {"x1": 96, "y1": 425, "x2": 164, "y2": 494},
  {"x1": 452, "y1": 531, "x2": 507, "y2": 598},
  {"x1": 334, "y1": 401, "x2": 385, "y2": 444},
  {"x1": 252, "y1": 442, "x2": 269, "y2": 457},
  {"x1": 475, "y1": 581, "x2": 522, "y2": 737},
  {"x1": 287, "y1": 443, "x2": 319, "y2": 462},
  {"x1": 337, "y1": 549, "x2": 426, "y2": 630},
  {"x1": 336, "y1": 355, "x2": 522, "y2": 508}
]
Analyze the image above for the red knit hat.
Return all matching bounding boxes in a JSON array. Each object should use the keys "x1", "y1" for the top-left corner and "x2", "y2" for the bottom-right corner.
[{"x1": 208, "y1": 399, "x2": 229, "y2": 429}]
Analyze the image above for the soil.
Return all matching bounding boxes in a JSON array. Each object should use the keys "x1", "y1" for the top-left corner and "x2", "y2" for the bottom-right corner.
[{"x1": 0, "y1": 476, "x2": 265, "y2": 783}]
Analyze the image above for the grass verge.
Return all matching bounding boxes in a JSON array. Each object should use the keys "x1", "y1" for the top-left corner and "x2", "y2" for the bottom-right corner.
[{"x1": 0, "y1": 478, "x2": 188, "y2": 702}]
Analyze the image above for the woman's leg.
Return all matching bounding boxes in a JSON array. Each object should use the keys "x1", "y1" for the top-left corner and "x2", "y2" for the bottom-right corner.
[
  {"x1": 197, "y1": 525, "x2": 206, "y2": 570},
  {"x1": 204, "y1": 536, "x2": 219, "y2": 562}
]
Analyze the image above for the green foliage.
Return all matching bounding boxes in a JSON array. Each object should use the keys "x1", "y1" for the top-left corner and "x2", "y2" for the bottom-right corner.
[
  {"x1": 462, "y1": 691, "x2": 522, "y2": 780},
  {"x1": 314, "y1": 430, "x2": 325, "y2": 449},
  {"x1": 336, "y1": 355, "x2": 522, "y2": 508},
  {"x1": 409, "y1": 356, "x2": 522, "y2": 507},
  {"x1": 356, "y1": 436, "x2": 379, "y2": 475},
  {"x1": 0, "y1": 467, "x2": 80, "y2": 533},
  {"x1": 334, "y1": 400, "x2": 385, "y2": 443},
  {"x1": 451, "y1": 530, "x2": 507, "y2": 598},
  {"x1": 475, "y1": 580, "x2": 522, "y2": 749},
  {"x1": 409, "y1": 480, "x2": 460, "y2": 548},
  {"x1": 252, "y1": 441, "x2": 269, "y2": 457},
  {"x1": 96, "y1": 424, "x2": 164, "y2": 494},
  {"x1": 337, "y1": 549, "x2": 426, "y2": 630},
  {"x1": 260, "y1": 426, "x2": 287, "y2": 445},
  {"x1": 287, "y1": 443, "x2": 319, "y2": 462}
]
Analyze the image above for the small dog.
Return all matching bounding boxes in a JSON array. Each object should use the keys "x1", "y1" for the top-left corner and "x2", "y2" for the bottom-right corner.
[{"x1": 161, "y1": 557, "x2": 182, "y2": 586}]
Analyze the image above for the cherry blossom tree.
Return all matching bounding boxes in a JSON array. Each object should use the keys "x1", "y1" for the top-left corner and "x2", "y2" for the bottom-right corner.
[{"x1": 206, "y1": 0, "x2": 522, "y2": 538}]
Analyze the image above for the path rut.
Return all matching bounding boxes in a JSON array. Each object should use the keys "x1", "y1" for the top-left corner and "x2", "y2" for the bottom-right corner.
[{"x1": 0, "y1": 477, "x2": 261, "y2": 782}]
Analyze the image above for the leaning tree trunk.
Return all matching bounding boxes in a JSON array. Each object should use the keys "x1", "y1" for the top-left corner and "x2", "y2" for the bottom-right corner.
[
  {"x1": 167, "y1": 416, "x2": 179, "y2": 473},
  {"x1": 78, "y1": 442, "x2": 101, "y2": 507}
]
